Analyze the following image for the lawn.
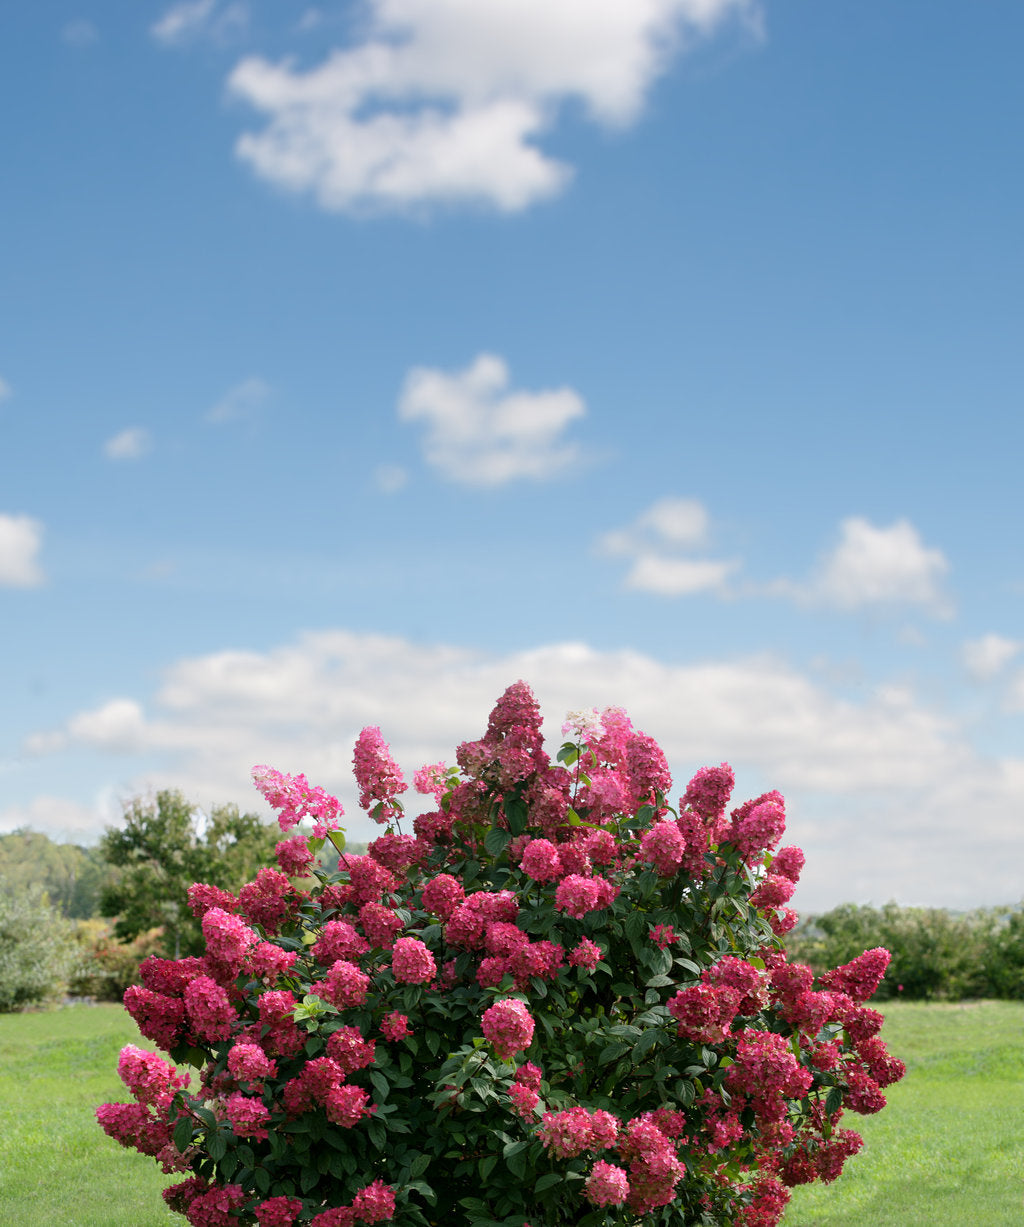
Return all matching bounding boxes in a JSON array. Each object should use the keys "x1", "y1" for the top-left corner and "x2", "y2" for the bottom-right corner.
[
  {"x1": 784, "y1": 1000, "x2": 1024, "y2": 1225},
  {"x1": 0, "y1": 999, "x2": 1020, "y2": 1225},
  {"x1": 0, "y1": 1002, "x2": 179, "y2": 1226}
]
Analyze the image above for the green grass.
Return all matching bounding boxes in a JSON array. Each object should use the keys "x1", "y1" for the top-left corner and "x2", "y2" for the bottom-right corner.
[
  {"x1": 1, "y1": 1000, "x2": 1021, "y2": 1225},
  {"x1": 0, "y1": 1003, "x2": 179, "y2": 1226},
  {"x1": 784, "y1": 1000, "x2": 1024, "y2": 1226}
]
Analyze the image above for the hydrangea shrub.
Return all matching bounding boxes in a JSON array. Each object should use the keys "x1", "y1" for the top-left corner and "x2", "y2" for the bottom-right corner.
[{"x1": 98, "y1": 682, "x2": 904, "y2": 1226}]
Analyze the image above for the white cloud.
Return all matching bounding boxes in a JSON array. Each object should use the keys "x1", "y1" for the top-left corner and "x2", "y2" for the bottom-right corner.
[
  {"x1": 0, "y1": 795, "x2": 114, "y2": 841},
  {"x1": 0, "y1": 514, "x2": 44, "y2": 588},
  {"x1": 61, "y1": 19, "x2": 99, "y2": 47},
  {"x1": 783, "y1": 517, "x2": 952, "y2": 615},
  {"x1": 206, "y1": 376, "x2": 271, "y2": 424},
  {"x1": 373, "y1": 464, "x2": 408, "y2": 494},
  {"x1": 68, "y1": 699, "x2": 147, "y2": 752},
  {"x1": 625, "y1": 554, "x2": 738, "y2": 595},
  {"x1": 227, "y1": 0, "x2": 759, "y2": 214},
  {"x1": 398, "y1": 353, "x2": 585, "y2": 485},
  {"x1": 103, "y1": 427, "x2": 152, "y2": 461},
  {"x1": 963, "y1": 633, "x2": 1022, "y2": 682},
  {"x1": 152, "y1": 0, "x2": 248, "y2": 46},
  {"x1": 24, "y1": 626, "x2": 1024, "y2": 909},
  {"x1": 600, "y1": 497, "x2": 737, "y2": 596}
]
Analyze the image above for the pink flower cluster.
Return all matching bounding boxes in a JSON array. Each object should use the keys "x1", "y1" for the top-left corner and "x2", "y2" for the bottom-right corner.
[
  {"x1": 481, "y1": 998, "x2": 535, "y2": 1060},
  {"x1": 252, "y1": 765, "x2": 343, "y2": 835},
  {"x1": 353, "y1": 727, "x2": 408, "y2": 824}
]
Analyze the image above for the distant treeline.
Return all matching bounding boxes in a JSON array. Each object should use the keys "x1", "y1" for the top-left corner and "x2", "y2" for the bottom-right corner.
[{"x1": 785, "y1": 901, "x2": 1024, "y2": 1001}]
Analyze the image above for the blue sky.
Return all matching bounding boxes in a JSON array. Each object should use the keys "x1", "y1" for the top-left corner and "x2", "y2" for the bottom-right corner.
[{"x1": 2, "y1": 1, "x2": 1022, "y2": 913}]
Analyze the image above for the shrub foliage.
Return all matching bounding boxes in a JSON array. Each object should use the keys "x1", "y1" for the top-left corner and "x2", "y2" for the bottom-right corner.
[{"x1": 98, "y1": 683, "x2": 904, "y2": 1227}]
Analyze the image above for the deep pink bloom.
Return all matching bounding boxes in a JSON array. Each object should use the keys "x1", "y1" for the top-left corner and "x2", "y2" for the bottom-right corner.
[
  {"x1": 351, "y1": 1179, "x2": 396, "y2": 1223},
  {"x1": 379, "y1": 1011, "x2": 412, "y2": 1041},
  {"x1": 223, "y1": 1092, "x2": 270, "y2": 1140},
  {"x1": 420, "y1": 872, "x2": 464, "y2": 919},
  {"x1": 682, "y1": 763, "x2": 735, "y2": 825},
  {"x1": 481, "y1": 998, "x2": 535, "y2": 1060},
  {"x1": 318, "y1": 960, "x2": 371, "y2": 1009},
  {"x1": 183, "y1": 975, "x2": 236, "y2": 1042},
  {"x1": 117, "y1": 1045, "x2": 189, "y2": 1107},
  {"x1": 227, "y1": 1043, "x2": 277, "y2": 1085},
  {"x1": 568, "y1": 937, "x2": 602, "y2": 970},
  {"x1": 326, "y1": 1026, "x2": 377, "y2": 1075},
  {"x1": 275, "y1": 835, "x2": 316, "y2": 877},
  {"x1": 729, "y1": 792, "x2": 787, "y2": 861},
  {"x1": 771, "y1": 845, "x2": 805, "y2": 882},
  {"x1": 391, "y1": 936, "x2": 437, "y2": 984},
  {"x1": 820, "y1": 948, "x2": 892, "y2": 1003},
  {"x1": 519, "y1": 837, "x2": 562, "y2": 882},
  {"x1": 585, "y1": 1160, "x2": 630, "y2": 1207},
  {"x1": 359, "y1": 901, "x2": 404, "y2": 950},
  {"x1": 255, "y1": 1197, "x2": 304, "y2": 1227},
  {"x1": 326, "y1": 1083, "x2": 372, "y2": 1128},
  {"x1": 640, "y1": 819, "x2": 686, "y2": 876}
]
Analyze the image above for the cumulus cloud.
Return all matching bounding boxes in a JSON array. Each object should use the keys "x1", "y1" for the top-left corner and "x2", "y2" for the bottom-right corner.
[
  {"x1": 206, "y1": 376, "x2": 271, "y2": 424},
  {"x1": 103, "y1": 427, "x2": 152, "y2": 461},
  {"x1": 963, "y1": 633, "x2": 1022, "y2": 682},
  {"x1": 398, "y1": 353, "x2": 585, "y2": 485},
  {"x1": 0, "y1": 514, "x2": 44, "y2": 587},
  {"x1": 152, "y1": 0, "x2": 248, "y2": 46},
  {"x1": 22, "y1": 627, "x2": 1023, "y2": 909},
  {"x1": 0, "y1": 795, "x2": 114, "y2": 841},
  {"x1": 600, "y1": 497, "x2": 738, "y2": 596},
  {"x1": 61, "y1": 19, "x2": 99, "y2": 47},
  {"x1": 227, "y1": 0, "x2": 759, "y2": 214},
  {"x1": 776, "y1": 517, "x2": 952, "y2": 615}
]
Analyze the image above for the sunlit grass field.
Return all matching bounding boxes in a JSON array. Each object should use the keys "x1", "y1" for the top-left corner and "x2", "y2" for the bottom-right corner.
[
  {"x1": 785, "y1": 1000, "x2": 1023, "y2": 1225},
  {"x1": 0, "y1": 1000, "x2": 1020, "y2": 1225}
]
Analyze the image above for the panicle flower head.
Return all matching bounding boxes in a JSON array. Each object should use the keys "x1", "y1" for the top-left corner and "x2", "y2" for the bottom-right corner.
[
  {"x1": 481, "y1": 997, "x2": 535, "y2": 1060},
  {"x1": 420, "y1": 872, "x2": 464, "y2": 919},
  {"x1": 351, "y1": 1179, "x2": 396, "y2": 1223},
  {"x1": 820, "y1": 947, "x2": 892, "y2": 1003},
  {"x1": 568, "y1": 937, "x2": 602, "y2": 969},
  {"x1": 252, "y1": 766, "x2": 343, "y2": 834},
  {"x1": 117, "y1": 1045, "x2": 189, "y2": 1107},
  {"x1": 728, "y1": 792, "x2": 787, "y2": 861},
  {"x1": 640, "y1": 819, "x2": 686, "y2": 876},
  {"x1": 275, "y1": 835, "x2": 316, "y2": 877},
  {"x1": 682, "y1": 762, "x2": 736, "y2": 825},
  {"x1": 585, "y1": 1160, "x2": 630, "y2": 1207},
  {"x1": 254, "y1": 1197, "x2": 304, "y2": 1227},
  {"x1": 519, "y1": 837, "x2": 562, "y2": 882},
  {"x1": 413, "y1": 761, "x2": 449, "y2": 800},
  {"x1": 771, "y1": 845, "x2": 805, "y2": 882},
  {"x1": 353, "y1": 727, "x2": 408, "y2": 824},
  {"x1": 379, "y1": 1011, "x2": 412, "y2": 1041},
  {"x1": 390, "y1": 936, "x2": 437, "y2": 984},
  {"x1": 625, "y1": 732, "x2": 672, "y2": 808}
]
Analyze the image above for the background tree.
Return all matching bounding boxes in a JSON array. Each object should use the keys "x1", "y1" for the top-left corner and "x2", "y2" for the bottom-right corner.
[
  {"x1": 0, "y1": 830, "x2": 108, "y2": 919},
  {"x1": 99, "y1": 790, "x2": 279, "y2": 958},
  {"x1": 0, "y1": 879, "x2": 80, "y2": 1011}
]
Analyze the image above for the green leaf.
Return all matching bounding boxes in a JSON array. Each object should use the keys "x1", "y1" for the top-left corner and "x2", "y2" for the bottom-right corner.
[
  {"x1": 645, "y1": 973, "x2": 674, "y2": 988},
  {"x1": 409, "y1": 1152, "x2": 432, "y2": 1179},
  {"x1": 534, "y1": 1172, "x2": 562, "y2": 1194},
  {"x1": 206, "y1": 1130, "x2": 227, "y2": 1162},
  {"x1": 484, "y1": 827, "x2": 510, "y2": 857},
  {"x1": 632, "y1": 1028, "x2": 662, "y2": 1060},
  {"x1": 173, "y1": 1117, "x2": 194, "y2": 1153}
]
